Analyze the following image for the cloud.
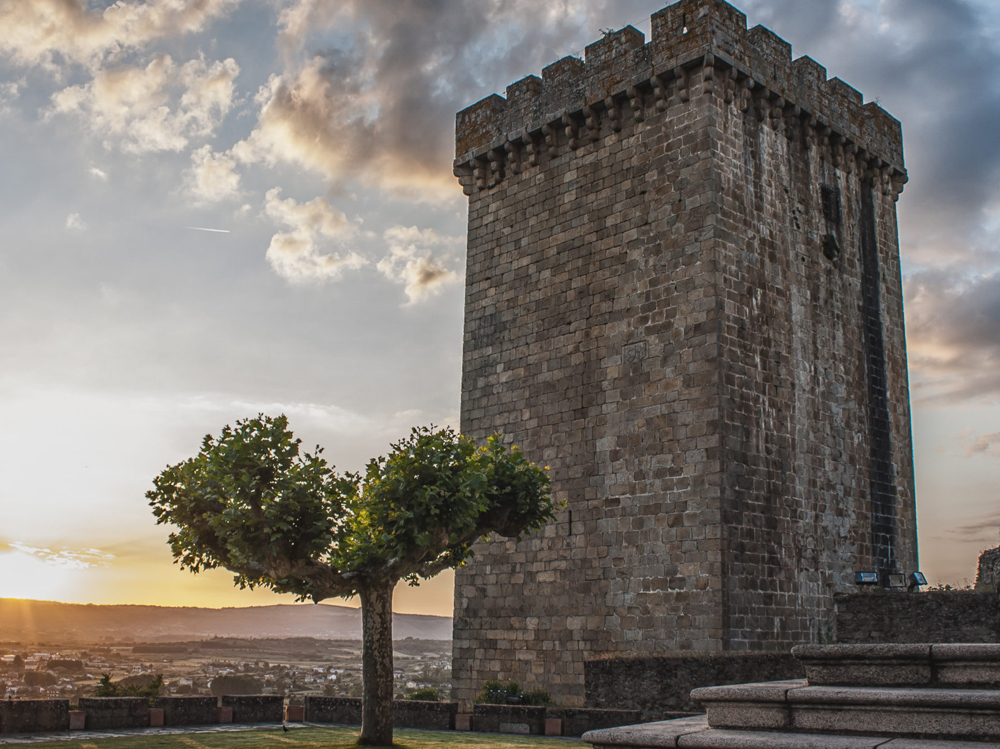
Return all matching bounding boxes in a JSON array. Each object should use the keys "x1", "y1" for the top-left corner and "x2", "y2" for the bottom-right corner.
[
  {"x1": 88, "y1": 165, "x2": 108, "y2": 181},
  {"x1": 231, "y1": 0, "x2": 603, "y2": 200},
  {"x1": 962, "y1": 431, "x2": 1000, "y2": 458},
  {"x1": 377, "y1": 226, "x2": 463, "y2": 304},
  {"x1": 262, "y1": 188, "x2": 366, "y2": 284},
  {"x1": 187, "y1": 145, "x2": 241, "y2": 203},
  {"x1": 0, "y1": 0, "x2": 243, "y2": 71},
  {"x1": 905, "y1": 270, "x2": 1000, "y2": 403},
  {"x1": 0, "y1": 80, "x2": 19, "y2": 114},
  {"x1": 950, "y1": 510, "x2": 1000, "y2": 544},
  {"x1": 49, "y1": 54, "x2": 239, "y2": 154},
  {"x1": 7, "y1": 542, "x2": 114, "y2": 570},
  {"x1": 65, "y1": 212, "x2": 84, "y2": 230}
]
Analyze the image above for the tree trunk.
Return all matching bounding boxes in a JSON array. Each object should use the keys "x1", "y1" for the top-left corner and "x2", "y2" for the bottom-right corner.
[{"x1": 359, "y1": 581, "x2": 395, "y2": 746}]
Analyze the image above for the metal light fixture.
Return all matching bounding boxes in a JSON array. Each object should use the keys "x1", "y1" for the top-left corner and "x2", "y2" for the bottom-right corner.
[
  {"x1": 907, "y1": 571, "x2": 927, "y2": 592},
  {"x1": 855, "y1": 571, "x2": 878, "y2": 586}
]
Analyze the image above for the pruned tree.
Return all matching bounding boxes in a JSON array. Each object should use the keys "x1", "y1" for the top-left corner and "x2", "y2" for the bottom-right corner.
[{"x1": 148, "y1": 415, "x2": 554, "y2": 745}]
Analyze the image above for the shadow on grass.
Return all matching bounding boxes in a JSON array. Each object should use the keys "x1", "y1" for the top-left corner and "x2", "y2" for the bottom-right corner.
[{"x1": 3, "y1": 726, "x2": 590, "y2": 749}]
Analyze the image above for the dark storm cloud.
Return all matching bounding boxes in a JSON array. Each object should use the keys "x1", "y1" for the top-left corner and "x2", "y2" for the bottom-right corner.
[
  {"x1": 745, "y1": 0, "x2": 1000, "y2": 240},
  {"x1": 234, "y1": 0, "x2": 677, "y2": 196}
]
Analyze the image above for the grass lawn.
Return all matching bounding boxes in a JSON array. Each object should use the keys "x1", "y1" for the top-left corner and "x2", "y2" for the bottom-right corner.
[{"x1": 12, "y1": 726, "x2": 591, "y2": 749}]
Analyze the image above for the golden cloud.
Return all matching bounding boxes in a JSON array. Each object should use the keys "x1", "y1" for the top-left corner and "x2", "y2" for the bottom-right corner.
[{"x1": 0, "y1": 0, "x2": 243, "y2": 70}]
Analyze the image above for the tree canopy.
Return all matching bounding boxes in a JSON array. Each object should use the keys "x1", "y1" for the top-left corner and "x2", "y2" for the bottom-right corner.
[{"x1": 147, "y1": 415, "x2": 555, "y2": 745}]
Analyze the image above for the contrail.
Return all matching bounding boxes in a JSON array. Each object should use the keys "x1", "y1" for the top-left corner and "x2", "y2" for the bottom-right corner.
[{"x1": 186, "y1": 226, "x2": 230, "y2": 233}]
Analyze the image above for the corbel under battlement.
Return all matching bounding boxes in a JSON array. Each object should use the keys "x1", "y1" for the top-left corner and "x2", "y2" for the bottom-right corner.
[{"x1": 454, "y1": 0, "x2": 907, "y2": 200}]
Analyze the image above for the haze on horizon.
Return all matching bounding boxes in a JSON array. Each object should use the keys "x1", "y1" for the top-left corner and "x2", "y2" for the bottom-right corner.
[{"x1": 1, "y1": 0, "x2": 1000, "y2": 616}]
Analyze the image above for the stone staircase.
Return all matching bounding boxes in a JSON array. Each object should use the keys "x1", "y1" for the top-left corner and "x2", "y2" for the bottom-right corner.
[{"x1": 582, "y1": 644, "x2": 1000, "y2": 748}]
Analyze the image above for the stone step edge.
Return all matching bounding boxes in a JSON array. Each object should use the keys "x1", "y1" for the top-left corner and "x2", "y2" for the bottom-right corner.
[
  {"x1": 692, "y1": 681, "x2": 1000, "y2": 709},
  {"x1": 583, "y1": 716, "x2": 998, "y2": 748},
  {"x1": 791, "y1": 644, "x2": 1000, "y2": 688}
]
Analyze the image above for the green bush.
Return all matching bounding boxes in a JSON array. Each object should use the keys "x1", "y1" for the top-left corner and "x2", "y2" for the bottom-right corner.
[
  {"x1": 521, "y1": 686, "x2": 552, "y2": 706},
  {"x1": 404, "y1": 686, "x2": 440, "y2": 701},
  {"x1": 475, "y1": 679, "x2": 550, "y2": 706}
]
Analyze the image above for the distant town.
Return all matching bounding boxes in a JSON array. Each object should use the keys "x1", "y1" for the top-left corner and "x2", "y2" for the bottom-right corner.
[{"x1": 0, "y1": 637, "x2": 451, "y2": 702}]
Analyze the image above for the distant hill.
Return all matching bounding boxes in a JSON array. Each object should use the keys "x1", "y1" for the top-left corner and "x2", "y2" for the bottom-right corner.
[{"x1": 0, "y1": 598, "x2": 451, "y2": 643}]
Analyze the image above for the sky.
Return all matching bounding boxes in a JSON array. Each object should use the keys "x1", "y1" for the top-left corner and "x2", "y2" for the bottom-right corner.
[{"x1": 0, "y1": 0, "x2": 999, "y2": 617}]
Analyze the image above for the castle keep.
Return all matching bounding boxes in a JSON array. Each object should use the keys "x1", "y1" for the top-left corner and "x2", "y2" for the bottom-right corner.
[{"x1": 451, "y1": 0, "x2": 917, "y2": 706}]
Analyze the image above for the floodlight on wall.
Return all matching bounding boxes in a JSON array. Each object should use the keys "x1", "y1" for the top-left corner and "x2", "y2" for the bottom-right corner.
[
  {"x1": 908, "y1": 571, "x2": 927, "y2": 592},
  {"x1": 855, "y1": 571, "x2": 879, "y2": 586}
]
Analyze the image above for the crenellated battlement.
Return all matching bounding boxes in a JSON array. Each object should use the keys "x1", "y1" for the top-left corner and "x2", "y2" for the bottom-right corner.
[{"x1": 455, "y1": 0, "x2": 906, "y2": 198}]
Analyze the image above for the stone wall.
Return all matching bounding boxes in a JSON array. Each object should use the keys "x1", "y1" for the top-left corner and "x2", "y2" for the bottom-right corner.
[
  {"x1": 453, "y1": 0, "x2": 914, "y2": 706},
  {"x1": 219, "y1": 695, "x2": 283, "y2": 723},
  {"x1": 835, "y1": 592, "x2": 1000, "y2": 644},
  {"x1": 77, "y1": 697, "x2": 149, "y2": 730},
  {"x1": 472, "y1": 704, "x2": 547, "y2": 735},
  {"x1": 305, "y1": 696, "x2": 362, "y2": 725},
  {"x1": 304, "y1": 697, "x2": 457, "y2": 731},
  {"x1": 977, "y1": 545, "x2": 1000, "y2": 593},
  {"x1": 154, "y1": 696, "x2": 217, "y2": 726},
  {"x1": 0, "y1": 699, "x2": 69, "y2": 734},
  {"x1": 584, "y1": 653, "x2": 804, "y2": 720}
]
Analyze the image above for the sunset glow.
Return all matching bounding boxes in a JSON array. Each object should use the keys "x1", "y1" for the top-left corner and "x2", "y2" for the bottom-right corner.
[{"x1": 2, "y1": 0, "x2": 1000, "y2": 616}]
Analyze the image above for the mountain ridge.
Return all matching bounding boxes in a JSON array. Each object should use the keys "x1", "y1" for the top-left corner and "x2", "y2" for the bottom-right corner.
[{"x1": 0, "y1": 598, "x2": 452, "y2": 642}]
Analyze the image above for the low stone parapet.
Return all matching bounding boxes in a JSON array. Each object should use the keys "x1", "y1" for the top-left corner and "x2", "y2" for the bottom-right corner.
[
  {"x1": 305, "y1": 696, "x2": 362, "y2": 725},
  {"x1": 77, "y1": 697, "x2": 149, "y2": 730},
  {"x1": 219, "y1": 695, "x2": 283, "y2": 724},
  {"x1": 472, "y1": 704, "x2": 546, "y2": 735},
  {"x1": 154, "y1": 696, "x2": 218, "y2": 726},
  {"x1": 393, "y1": 699, "x2": 458, "y2": 730},
  {"x1": 305, "y1": 696, "x2": 458, "y2": 730},
  {"x1": 0, "y1": 699, "x2": 69, "y2": 734}
]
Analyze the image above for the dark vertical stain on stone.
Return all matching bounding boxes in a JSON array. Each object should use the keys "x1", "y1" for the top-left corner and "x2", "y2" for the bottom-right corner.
[{"x1": 859, "y1": 179, "x2": 898, "y2": 574}]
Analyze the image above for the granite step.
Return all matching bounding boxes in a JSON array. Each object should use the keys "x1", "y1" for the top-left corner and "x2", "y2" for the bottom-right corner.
[
  {"x1": 792, "y1": 644, "x2": 1000, "y2": 689},
  {"x1": 583, "y1": 715, "x2": 1000, "y2": 748},
  {"x1": 690, "y1": 680, "x2": 1000, "y2": 742}
]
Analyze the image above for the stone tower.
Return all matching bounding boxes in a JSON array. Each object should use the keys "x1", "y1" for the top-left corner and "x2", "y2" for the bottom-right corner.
[{"x1": 451, "y1": 0, "x2": 917, "y2": 706}]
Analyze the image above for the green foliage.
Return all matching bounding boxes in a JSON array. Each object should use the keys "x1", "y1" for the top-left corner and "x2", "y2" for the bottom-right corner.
[
  {"x1": 23, "y1": 671, "x2": 57, "y2": 688},
  {"x1": 475, "y1": 679, "x2": 521, "y2": 705},
  {"x1": 520, "y1": 687, "x2": 552, "y2": 707},
  {"x1": 92, "y1": 673, "x2": 164, "y2": 704},
  {"x1": 475, "y1": 680, "x2": 551, "y2": 706},
  {"x1": 147, "y1": 417, "x2": 555, "y2": 601},
  {"x1": 404, "y1": 687, "x2": 440, "y2": 701},
  {"x1": 209, "y1": 674, "x2": 263, "y2": 696}
]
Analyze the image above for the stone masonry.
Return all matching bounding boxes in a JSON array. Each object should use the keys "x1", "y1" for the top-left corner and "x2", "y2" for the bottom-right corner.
[{"x1": 452, "y1": 0, "x2": 917, "y2": 706}]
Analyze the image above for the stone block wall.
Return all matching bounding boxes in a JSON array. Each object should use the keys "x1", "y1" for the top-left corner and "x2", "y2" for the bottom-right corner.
[
  {"x1": 305, "y1": 696, "x2": 362, "y2": 725},
  {"x1": 835, "y1": 592, "x2": 1000, "y2": 644},
  {"x1": 393, "y1": 700, "x2": 458, "y2": 731},
  {"x1": 154, "y1": 696, "x2": 217, "y2": 726},
  {"x1": 453, "y1": 0, "x2": 915, "y2": 706},
  {"x1": 219, "y1": 695, "x2": 283, "y2": 724},
  {"x1": 472, "y1": 704, "x2": 547, "y2": 735},
  {"x1": 77, "y1": 697, "x2": 149, "y2": 730},
  {"x1": 304, "y1": 697, "x2": 457, "y2": 731},
  {"x1": 584, "y1": 653, "x2": 804, "y2": 720},
  {"x1": 0, "y1": 699, "x2": 69, "y2": 734}
]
